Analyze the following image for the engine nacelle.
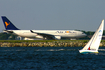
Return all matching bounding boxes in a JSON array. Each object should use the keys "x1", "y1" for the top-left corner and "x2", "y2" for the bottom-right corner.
[
  {"x1": 24, "y1": 38, "x2": 36, "y2": 40},
  {"x1": 36, "y1": 35, "x2": 43, "y2": 39},
  {"x1": 54, "y1": 36, "x2": 61, "y2": 40}
]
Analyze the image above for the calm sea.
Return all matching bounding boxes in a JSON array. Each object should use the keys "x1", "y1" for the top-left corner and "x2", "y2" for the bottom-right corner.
[{"x1": 0, "y1": 47, "x2": 105, "y2": 70}]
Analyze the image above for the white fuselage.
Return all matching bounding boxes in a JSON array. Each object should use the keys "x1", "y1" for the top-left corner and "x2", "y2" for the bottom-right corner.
[
  {"x1": 1, "y1": 16, "x2": 87, "y2": 40},
  {"x1": 8, "y1": 30, "x2": 86, "y2": 39}
]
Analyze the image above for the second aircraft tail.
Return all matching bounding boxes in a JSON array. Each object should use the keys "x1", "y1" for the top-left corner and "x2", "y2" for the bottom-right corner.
[{"x1": 1, "y1": 16, "x2": 19, "y2": 30}]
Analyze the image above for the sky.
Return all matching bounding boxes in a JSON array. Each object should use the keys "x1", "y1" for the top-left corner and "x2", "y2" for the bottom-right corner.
[{"x1": 0, "y1": 0, "x2": 105, "y2": 32}]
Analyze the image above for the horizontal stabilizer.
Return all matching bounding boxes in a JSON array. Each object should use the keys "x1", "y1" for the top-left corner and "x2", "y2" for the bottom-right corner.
[{"x1": 3, "y1": 30, "x2": 13, "y2": 33}]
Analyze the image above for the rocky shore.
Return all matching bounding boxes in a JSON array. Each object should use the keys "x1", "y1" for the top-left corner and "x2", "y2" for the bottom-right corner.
[{"x1": 0, "y1": 41, "x2": 105, "y2": 47}]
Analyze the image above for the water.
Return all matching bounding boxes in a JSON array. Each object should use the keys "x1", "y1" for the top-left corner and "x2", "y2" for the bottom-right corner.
[{"x1": 0, "y1": 47, "x2": 105, "y2": 70}]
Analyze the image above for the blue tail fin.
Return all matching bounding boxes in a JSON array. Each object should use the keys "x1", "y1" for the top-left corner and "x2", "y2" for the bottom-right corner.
[{"x1": 1, "y1": 16, "x2": 19, "y2": 30}]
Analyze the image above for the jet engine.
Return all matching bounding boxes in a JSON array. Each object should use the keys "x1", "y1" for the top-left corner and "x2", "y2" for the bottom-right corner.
[
  {"x1": 54, "y1": 36, "x2": 61, "y2": 40},
  {"x1": 35, "y1": 35, "x2": 43, "y2": 39}
]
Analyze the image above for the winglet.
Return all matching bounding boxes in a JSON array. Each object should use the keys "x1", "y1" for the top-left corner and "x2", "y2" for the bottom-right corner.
[
  {"x1": 30, "y1": 30, "x2": 34, "y2": 33},
  {"x1": 1, "y1": 16, "x2": 19, "y2": 30}
]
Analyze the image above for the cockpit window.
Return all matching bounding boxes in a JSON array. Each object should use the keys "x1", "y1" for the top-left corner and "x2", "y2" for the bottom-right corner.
[{"x1": 82, "y1": 33, "x2": 85, "y2": 34}]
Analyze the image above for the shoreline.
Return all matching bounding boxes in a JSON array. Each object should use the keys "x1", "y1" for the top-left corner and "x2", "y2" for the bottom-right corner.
[{"x1": 0, "y1": 40, "x2": 105, "y2": 47}]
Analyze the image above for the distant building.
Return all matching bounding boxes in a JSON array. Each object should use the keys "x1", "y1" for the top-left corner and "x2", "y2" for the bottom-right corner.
[
  {"x1": 88, "y1": 35, "x2": 105, "y2": 40},
  {"x1": 102, "y1": 36, "x2": 105, "y2": 40}
]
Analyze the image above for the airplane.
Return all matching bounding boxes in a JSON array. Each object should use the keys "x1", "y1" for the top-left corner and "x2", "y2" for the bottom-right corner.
[{"x1": 1, "y1": 16, "x2": 87, "y2": 40}]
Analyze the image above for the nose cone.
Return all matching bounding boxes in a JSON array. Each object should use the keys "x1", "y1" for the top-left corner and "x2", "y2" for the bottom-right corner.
[
  {"x1": 78, "y1": 32, "x2": 87, "y2": 38},
  {"x1": 82, "y1": 33, "x2": 87, "y2": 37}
]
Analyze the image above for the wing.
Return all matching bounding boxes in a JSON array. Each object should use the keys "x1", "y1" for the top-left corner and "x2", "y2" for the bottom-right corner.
[{"x1": 30, "y1": 30, "x2": 55, "y2": 39}]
